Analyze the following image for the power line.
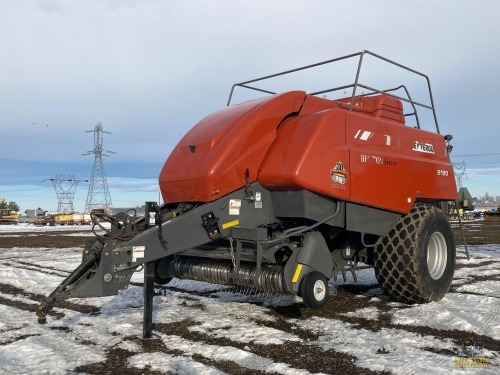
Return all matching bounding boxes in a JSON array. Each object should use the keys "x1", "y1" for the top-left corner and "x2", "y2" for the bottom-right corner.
[{"x1": 453, "y1": 151, "x2": 500, "y2": 158}]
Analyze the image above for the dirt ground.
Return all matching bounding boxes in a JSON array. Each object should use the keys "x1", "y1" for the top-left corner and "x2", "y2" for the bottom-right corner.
[
  {"x1": 1, "y1": 220, "x2": 499, "y2": 374},
  {"x1": 452, "y1": 219, "x2": 500, "y2": 246}
]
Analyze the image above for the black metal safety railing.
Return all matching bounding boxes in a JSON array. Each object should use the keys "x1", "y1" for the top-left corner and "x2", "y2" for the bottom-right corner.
[{"x1": 226, "y1": 50, "x2": 440, "y2": 134}]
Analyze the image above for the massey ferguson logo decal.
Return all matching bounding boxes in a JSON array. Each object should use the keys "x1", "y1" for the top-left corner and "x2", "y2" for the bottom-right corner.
[
  {"x1": 330, "y1": 161, "x2": 348, "y2": 186},
  {"x1": 413, "y1": 141, "x2": 435, "y2": 154}
]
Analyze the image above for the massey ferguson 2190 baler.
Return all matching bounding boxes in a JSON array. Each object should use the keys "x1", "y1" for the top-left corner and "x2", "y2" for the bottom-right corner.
[{"x1": 37, "y1": 51, "x2": 459, "y2": 337}]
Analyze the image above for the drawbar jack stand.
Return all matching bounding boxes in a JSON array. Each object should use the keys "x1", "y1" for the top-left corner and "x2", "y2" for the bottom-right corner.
[
  {"x1": 143, "y1": 201, "x2": 159, "y2": 339},
  {"x1": 143, "y1": 261, "x2": 155, "y2": 339}
]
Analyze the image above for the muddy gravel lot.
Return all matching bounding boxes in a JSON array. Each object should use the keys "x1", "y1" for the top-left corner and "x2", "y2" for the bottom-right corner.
[{"x1": 0, "y1": 221, "x2": 499, "y2": 374}]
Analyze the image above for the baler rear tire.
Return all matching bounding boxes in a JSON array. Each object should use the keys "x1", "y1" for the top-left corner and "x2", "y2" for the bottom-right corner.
[
  {"x1": 300, "y1": 271, "x2": 329, "y2": 309},
  {"x1": 374, "y1": 204, "x2": 455, "y2": 304}
]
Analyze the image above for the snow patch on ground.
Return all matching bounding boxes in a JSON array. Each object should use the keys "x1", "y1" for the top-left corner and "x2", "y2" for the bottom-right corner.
[
  {"x1": 391, "y1": 293, "x2": 500, "y2": 341},
  {"x1": 296, "y1": 317, "x2": 498, "y2": 375}
]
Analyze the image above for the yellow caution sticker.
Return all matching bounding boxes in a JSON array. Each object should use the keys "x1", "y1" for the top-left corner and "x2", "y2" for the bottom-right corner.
[
  {"x1": 292, "y1": 263, "x2": 303, "y2": 283},
  {"x1": 222, "y1": 219, "x2": 240, "y2": 230}
]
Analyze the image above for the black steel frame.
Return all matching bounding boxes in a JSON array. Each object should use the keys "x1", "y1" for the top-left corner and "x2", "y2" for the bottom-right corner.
[{"x1": 226, "y1": 50, "x2": 440, "y2": 133}]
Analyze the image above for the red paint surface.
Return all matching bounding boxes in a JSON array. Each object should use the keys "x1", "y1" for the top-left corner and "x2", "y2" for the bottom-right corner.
[{"x1": 160, "y1": 92, "x2": 457, "y2": 214}]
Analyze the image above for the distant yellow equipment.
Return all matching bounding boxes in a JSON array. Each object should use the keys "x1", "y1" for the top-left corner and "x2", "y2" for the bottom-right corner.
[
  {"x1": 54, "y1": 213, "x2": 91, "y2": 225},
  {"x1": 0, "y1": 209, "x2": 20, "y2": 225}
]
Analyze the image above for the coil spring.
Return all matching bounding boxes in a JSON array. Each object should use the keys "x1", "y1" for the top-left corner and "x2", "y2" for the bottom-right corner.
[{"x1": 173, "y1": 257, "x2": 285, "y2": 293}]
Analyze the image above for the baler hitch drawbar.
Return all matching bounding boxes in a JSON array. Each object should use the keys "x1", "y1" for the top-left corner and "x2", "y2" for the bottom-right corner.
[
  {"x1": 36, "y1": 241, "x2": 104, "y2": 324},
  {"x1": 36, "y1": 209, "x2": 139, "y2": 325}
]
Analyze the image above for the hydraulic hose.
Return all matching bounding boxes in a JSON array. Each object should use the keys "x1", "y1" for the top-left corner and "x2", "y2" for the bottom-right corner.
[{"x1": 264, "y1": 203, "x2": 341, "y2": 245}]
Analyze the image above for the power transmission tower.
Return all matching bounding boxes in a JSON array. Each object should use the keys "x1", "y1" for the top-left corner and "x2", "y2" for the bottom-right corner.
[
  {"x1": 453, "y1": 161, "x2": 467, "y2": 189},
  {"x1": 83, "y1": 123, "x2": 114, "y2": 214},
  {"x1": 44, "y1": 175, "x2": 87, "y2": 213}
]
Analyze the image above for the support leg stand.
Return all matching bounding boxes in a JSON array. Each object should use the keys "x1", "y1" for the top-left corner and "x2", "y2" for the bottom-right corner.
[{"x1": 143, "y1": 261, "x2": 155, "y2": 339}]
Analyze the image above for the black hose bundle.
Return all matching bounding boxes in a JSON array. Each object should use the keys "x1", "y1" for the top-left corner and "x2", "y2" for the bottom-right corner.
[{"x1": 90, "y1": 208, "x2": 137, "y2": 242}]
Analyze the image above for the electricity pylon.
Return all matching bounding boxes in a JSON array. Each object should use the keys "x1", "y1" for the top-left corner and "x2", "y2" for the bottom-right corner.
[
  {"x1": 44, "y1": 175, "x2": 87, "y2": 213},
  {"x1": 83, "y1": 123, "x2": 114, "y2": 214},
  {"x1": 453, "y1": 161, "x2": 467, "y2": 190}
]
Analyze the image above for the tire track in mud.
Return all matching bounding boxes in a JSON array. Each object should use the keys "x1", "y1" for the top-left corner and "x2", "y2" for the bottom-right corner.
[
  {"x1": 123, "y1": 285, "x2": 388, "y2": 373},
  {"x1": 271, "y1": 287, "x2": 500, "y2": 354},
  {"x1": 450, "y1": 271, "x2": 500, "y2": 331},
  {"x1": 166, "y1": 282, "x2": 500, "y2": 363},
  {"x1": 1, "y1": 260, "x2": 70, "y2": 278},
  {"x1": 0, "y1": 232, "x2": 92, "y2": 248},
  {"x1": 450, "y1": 273, "x2": 500, "y2": 292},
  {"x1": 477, "y1": 295, "x2": 500, "y2": 331},
  {"x1": 153, "y1": 319, "x2": 388, "y2": 375},
  {"x1": 0, "y1": 282, "x2": 99, "y2": 317},
  {"x1": 455, "y1": 259, "x2": 500, "y2": 270},
  {"x1": 13, "y1": 259, "x2": 72, "y2": 275},
  {"x1": 76, "y1": 338, "x2": 278, "y2": 375},
  {"x1": 74, "y1": 346, "x2": 165, "y2": 375},
  {"x1": 72, "y1": 280, "x2": 499, "y2": 373},
  {"x1": 145, "y1": 279, "x2": 500, "y2": 358},
  {"x1": 0, "y1": 333, "x2": 42, "y2": 346}
]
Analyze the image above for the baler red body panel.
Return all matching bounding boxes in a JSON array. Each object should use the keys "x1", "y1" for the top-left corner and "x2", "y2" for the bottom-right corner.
[
  {"x1": 345, "y1": 113, "x2": 456, "y2": 213},
  {"x1": 160, "y1": 92, "x2": 457, "y2": 214},
  {"x1": 159, "y1": 91, "x2": 305, "y2": 203},
  {"x1": 258, "y1": 109, "x2": 351, "y2": 202}
]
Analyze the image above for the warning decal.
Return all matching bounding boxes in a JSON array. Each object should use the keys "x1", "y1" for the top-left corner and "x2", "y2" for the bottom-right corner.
[
  {"x1": 132, "y1": 246, "x2": 145, "y2": 262},
  {"x1": 229, "y1": 199, "x2": 241, "y2": 215}
]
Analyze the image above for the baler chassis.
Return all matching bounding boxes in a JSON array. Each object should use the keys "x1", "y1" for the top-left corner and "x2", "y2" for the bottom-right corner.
[{"x1": 37, "y1": 51, "x2": 463, "y2": 338}]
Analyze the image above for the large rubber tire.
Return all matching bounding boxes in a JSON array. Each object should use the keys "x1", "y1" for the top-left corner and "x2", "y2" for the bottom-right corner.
[
  {"x1": 374, "y1": 204, "x2": 455, "y2": 304},
  {"x1": 300, "y1": 271, "x2": 330, "y2": 309}
]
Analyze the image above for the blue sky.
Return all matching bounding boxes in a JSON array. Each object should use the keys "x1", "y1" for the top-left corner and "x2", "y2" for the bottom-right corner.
[{"x1": 1, "y1": 0, "x2": 500, "y2": 212}]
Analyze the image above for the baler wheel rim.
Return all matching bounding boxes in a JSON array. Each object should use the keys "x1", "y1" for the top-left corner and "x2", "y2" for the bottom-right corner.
[
  {"x1": 299, "y1": 271, "x2": 329, "y2": 309},
  {"x1": 427, "y1": 231, "x2": 447, "y2": 280},
  {"x1": 313, "y1": 279, "x2": 327, "y2": 301}
]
